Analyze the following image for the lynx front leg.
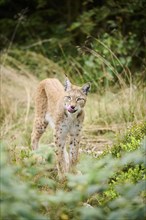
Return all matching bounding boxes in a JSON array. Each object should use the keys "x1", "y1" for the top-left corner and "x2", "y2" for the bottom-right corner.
[
  {"x1": 31, "y1": 117, "x2": 48, "y2": 150},
  {"x1": 55, "y1": 130, "x2": 69, "y2": 179},
  {"x1": 69, "y1": 133, "x2": 81, "y2": 173}
]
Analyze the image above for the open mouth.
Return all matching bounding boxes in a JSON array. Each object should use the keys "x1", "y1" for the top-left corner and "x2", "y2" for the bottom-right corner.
[
  {"x1": 68, "y1": 109, "x2": 77, "y2": 113},
  {"x1": 66, "y1": 106, "x2": 77, "y2": 113}
]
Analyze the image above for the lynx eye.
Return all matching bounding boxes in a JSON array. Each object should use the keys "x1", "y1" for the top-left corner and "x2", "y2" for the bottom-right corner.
[
  {"x1": 76, "y1": 97, "x2": 85, "y2": 102},
  {"x1": 65, "y1": 96, "x2": 71, "y2": 101}
]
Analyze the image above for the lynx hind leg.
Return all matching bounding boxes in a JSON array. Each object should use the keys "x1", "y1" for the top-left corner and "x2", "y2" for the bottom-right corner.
[
  {"x1": 31, "y1": 117, "x2": 48, "y2": 150},
  {"x1": 31, "y1": 81, "x2": 48, "y2": 150}
]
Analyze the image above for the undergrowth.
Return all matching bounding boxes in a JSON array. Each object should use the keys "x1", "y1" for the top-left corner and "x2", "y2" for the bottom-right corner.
[
  {"x1": 101, "y1": 121, "x2": 146, "y2": 157},
  {"x1": 1, "y1": 122, "x2": 146, "y2": 220}
]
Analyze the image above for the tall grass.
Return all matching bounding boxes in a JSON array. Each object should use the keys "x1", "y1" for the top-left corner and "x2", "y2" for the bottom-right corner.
[
  {"x1": 1, "y1": 49, "x2": 145, "y2": 148},
  {"x1": 85, "y1": 87, "x2": 146, "y2": 126}
]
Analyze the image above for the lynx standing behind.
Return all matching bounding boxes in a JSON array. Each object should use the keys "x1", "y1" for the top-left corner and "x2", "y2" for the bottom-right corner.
[{"x1": 31, "y1": 77, "x2": 90, "y2": 178}]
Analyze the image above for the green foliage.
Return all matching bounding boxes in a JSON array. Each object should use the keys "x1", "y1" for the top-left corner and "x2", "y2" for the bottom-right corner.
[
  {"x1": 0, "y1": 0, "x2": 146, "y2": 79},
  {"x1": 1, "y1": 122, "x2": 146, "y2": 220},
  {"x1": 43, "y1": 137, "x2": 146, "y2": 220},
  {"x1": 63, "y1": 32, "x2": 139, "y2": 92},
  {"x1": 0, "y1": 145, "x2": 49, "y2": 220},
  {"x1": 106, "y1": 122, "x2": 146, "y2": 158},
  {"x1": 97, "y1": 122, "x2": 146, "y2": 207},
  {"x1": 68, "y1": 9, "x2": 96, "y2": 35}
]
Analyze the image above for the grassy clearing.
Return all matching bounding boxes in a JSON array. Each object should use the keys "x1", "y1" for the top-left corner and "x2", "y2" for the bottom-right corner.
[
  {"x1": 0, "y1": 65, "x2": 38, "y2": 145},
  {"x1": 1, "y1": 66, "x2": 145, "y2": 150},
  {"x1": 1, "y1": 50, "x2": 146, "y2": 149}
]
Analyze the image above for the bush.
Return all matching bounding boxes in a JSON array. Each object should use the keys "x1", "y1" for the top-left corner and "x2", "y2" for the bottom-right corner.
[
  {"x1": 103, "y1": 121, "x2": 146, "y2": 158},
  {"x1": 64, "y1": 33, "x2": 139, "y2": 91},
  {"x1": 0, "y1": 145, "x2": 49, "y2": 220}
]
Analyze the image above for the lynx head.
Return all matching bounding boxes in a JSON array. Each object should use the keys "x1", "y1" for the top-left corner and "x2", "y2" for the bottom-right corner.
[{"x1": 64, "y1": 78, "x2": 90, "y2": 114}]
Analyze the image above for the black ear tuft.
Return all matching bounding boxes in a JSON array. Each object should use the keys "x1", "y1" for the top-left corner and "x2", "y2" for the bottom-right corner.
[
  {"x1": 65, "y1": 77, "x2": 72, "y2": 91},
  {"x1": 82, "y1": 83, "x2": 91, "y2": 95}
]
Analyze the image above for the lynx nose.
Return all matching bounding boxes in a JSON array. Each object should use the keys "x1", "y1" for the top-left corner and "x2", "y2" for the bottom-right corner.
[{"x1": 70, "y1": 105, "x2": 75, "y2": 109}]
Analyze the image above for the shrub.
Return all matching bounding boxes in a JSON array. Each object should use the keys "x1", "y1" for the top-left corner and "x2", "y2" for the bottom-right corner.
[
  {"x1": 104, "y1": 121, "x2": 146, "y2": 157},
  {"x1": 0, "y1": 145, "x2": 48, "y2": 220}
]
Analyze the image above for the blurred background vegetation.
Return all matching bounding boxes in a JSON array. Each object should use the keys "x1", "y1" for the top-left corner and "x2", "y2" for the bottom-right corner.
[
  {"x1": 0, "y1": 1, "x2": 146, "y2": 220},
  {"x1": 0, "y1": 0, "x2": 146, "y2": 89}
]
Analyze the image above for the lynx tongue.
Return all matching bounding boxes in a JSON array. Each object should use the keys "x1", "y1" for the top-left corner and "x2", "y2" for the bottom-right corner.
[{"x1": 66, "y1": 106, "x2": 77, "y2": 113}]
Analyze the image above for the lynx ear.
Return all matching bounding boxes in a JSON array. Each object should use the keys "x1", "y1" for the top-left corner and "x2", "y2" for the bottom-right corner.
[
  {"x1": 81, "y1": 83, "x2": 91, "y2": 95},
  {"x1": 65, "y1": 77, "x2": 72, "y2": 91}
]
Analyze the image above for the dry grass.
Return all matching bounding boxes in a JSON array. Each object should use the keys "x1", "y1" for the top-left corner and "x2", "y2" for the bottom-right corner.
[
  {"x1": 2, "y1": 49, "x2": 65, "y2": 80},
  {"x1": 0, "y1": 66, "x2": 38, "y2": 144},
  {"x1": 85, "y1": 86, "x2": 146, "y2": 126},
  {"x1": 0, "y1": 62, "x2": 145, "y2": 151}
]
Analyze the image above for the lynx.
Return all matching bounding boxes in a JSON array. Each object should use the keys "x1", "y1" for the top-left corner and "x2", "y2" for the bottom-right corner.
[{"x1": 31, "y1": 77, "x2": 90, "y2": 178}]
